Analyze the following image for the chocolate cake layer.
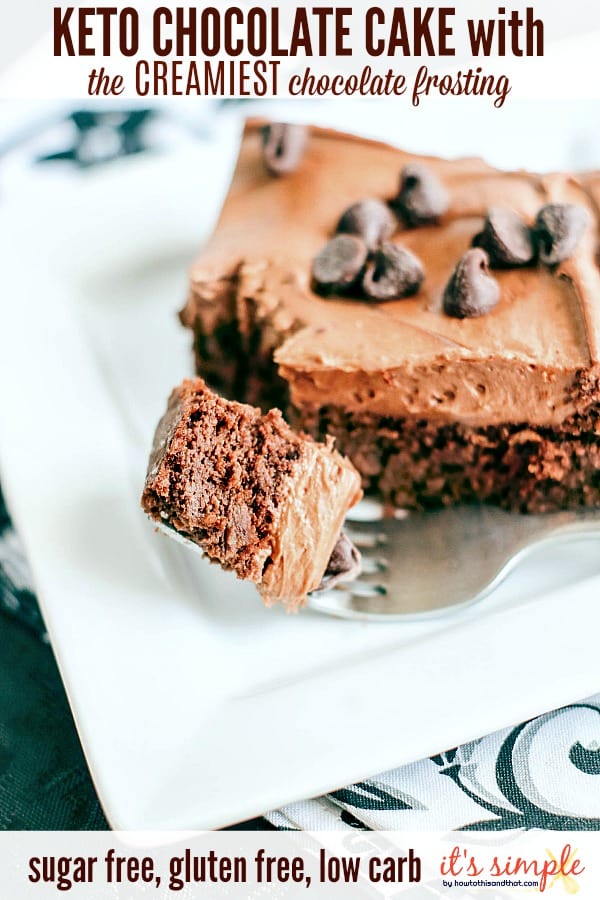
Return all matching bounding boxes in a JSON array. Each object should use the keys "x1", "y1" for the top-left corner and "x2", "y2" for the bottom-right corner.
[
  {"x1": 295, "y1": 406, "x2": 600, "y2": 513},
  {"x1": 142, "y1": 379, "x2": 362, "y2": 604},
  {"x1": 181, "y1": 123, "x2": 600, "y2": 512}
]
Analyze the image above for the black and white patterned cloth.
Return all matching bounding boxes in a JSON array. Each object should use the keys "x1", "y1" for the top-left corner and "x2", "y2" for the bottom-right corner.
[{"x1": 1, "y1": 105, "x2": 599, "y2": 831}]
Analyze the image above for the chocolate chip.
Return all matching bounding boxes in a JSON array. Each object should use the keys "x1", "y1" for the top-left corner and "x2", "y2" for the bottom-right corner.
[
  {"x1": 533, "y1": 203, "x2": 590, "y2": 265},
  {"x1": 393, "y1": 164, "x2": 449, "y2": 227},
  {"x1": 472, "y1": 207, "x2": 535, "y2": 267},
  {"x1": 362, "y1": 243, "x2": 424, "y2": 301},
  {"x1": 336, "y1": 198, "x2": 397, "y2": 251},
  {"x1": 312, "y1": 235, "x2": 368, "y2": 294},
  {"x1": 443, "y1": 248, "x2": 500, "y2": 319},
  {"x1": 262, "y1": 123, "x2": 308, "y2": 176},
  {"x1": 312, "y1": 533, "x2": 362, "y2": 593}
]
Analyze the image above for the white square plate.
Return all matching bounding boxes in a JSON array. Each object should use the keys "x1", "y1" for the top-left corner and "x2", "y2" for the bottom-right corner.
[{"x1": 1, "y1": 109, "x2": 600, "y2": 830}]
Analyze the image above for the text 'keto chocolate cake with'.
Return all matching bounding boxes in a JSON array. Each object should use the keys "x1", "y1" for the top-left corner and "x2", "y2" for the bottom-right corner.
[{"x1": 181, "y1": 121, "x2": 600, "y2": 513}]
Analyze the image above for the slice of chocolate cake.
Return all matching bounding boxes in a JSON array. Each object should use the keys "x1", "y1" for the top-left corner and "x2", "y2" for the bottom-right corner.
[
  {"x1": 141, "y1": 379, "x2": 362, "y2": 606},
  {"x1": 181, "y1": 121, "x2": 600, "y2": 513}
]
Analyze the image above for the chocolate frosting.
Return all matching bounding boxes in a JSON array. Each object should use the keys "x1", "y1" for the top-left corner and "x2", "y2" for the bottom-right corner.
[
  {"x1": 184, "y1": 123, "x2": 600, "y2": 428},
  {"x1": 260, "y1": 436, "x2": 362, "y2": 604}
]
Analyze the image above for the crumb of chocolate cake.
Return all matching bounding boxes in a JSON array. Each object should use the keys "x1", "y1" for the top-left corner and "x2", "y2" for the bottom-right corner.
[{"x1": 142, "y1": 379, "x2": 362, "y2": 604}]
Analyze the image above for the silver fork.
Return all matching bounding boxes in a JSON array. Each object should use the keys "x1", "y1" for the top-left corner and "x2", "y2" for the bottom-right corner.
[
  {"x1": 308, "y1": 501, "x2": 600, "y2": 621},
  {"x1": 151, "y1": 502, "x2": 600, "y2": 622}
]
